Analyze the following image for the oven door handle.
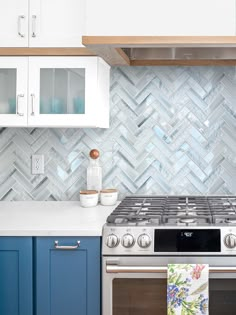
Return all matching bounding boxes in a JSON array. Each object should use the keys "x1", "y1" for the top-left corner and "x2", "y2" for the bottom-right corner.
[{"x1": 106, "y1": 265, "x2": 236, "y2": 274}]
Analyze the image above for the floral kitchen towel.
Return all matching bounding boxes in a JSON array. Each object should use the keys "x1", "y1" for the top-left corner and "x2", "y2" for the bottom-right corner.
[{"x1": 167, "y1": 264, "x2": 209, "y2": 315}]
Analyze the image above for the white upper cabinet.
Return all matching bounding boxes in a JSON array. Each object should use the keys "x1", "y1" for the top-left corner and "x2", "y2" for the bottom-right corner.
[
  {"x1": 0, "y1": 57, "x2": 110, "y2": 128},
  {"x1": 0, "y1": 0, "x2": 85, "y2": 47},
  {"x1": 29, "y1": 0, "x2": 85, "y2": 47},
  {"x1": 0, "y1": 0, "x2": 28, "y2": 47},
  {"x1": 86, "y1": 0, "x2": 236, "y2": 36}
]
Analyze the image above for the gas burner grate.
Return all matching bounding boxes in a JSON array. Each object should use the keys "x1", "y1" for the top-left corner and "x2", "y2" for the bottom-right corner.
[
  {"x1": 107, "y1": 195, "x2": 236, "y2": 226},
  {"x1": 107, "y1": 196, "x2": 165, "y2": 225},
  {"x1": 163, "y1": 196, "x2": 212, "y2": 225},
  {"x1": 208, "y1": 196, "x2": 236, "y2": 224}
]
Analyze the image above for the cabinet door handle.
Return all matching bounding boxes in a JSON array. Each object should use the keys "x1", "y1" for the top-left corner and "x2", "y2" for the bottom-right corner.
[
  {"x1": 54, "y1": 240, "x2": 81, "y2": 250},
  {"x1": 106, "y1": 265, "x2": 236, "y2": 274},
  {"x1": 32, "y1": 15, "x2": 37, "y2": 37},
  {"x1": 18, "y1": 15, "x2": 25, "y2": 38},
  {"x1": 31, "y1": 94, "x2": 35, "y2": 116},
  {"x1": 17, "y1": 94, "x2": 24, "y2": 116}
]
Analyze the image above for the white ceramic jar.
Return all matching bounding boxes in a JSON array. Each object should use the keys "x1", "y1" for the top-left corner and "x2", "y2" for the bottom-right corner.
[
  {"x1": 80, "y1": 190, "x2": 99, "y2": 207},
  {"x1": 100, "y1": 189, "x2": 118, "y2": 206}
]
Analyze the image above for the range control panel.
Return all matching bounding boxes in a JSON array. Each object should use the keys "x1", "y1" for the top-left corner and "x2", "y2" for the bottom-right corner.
[
  {"x1": 103, "y1": 226, "x2": 154, "y2": 256},
  {"x1": 102, "y1": 226, "x2": 236, "y2": 256}
]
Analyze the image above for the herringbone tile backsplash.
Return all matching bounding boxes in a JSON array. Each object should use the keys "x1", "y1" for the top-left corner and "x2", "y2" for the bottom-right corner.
[{"x1": 1, "y1": 66, "x2": 236, "y2": 200}]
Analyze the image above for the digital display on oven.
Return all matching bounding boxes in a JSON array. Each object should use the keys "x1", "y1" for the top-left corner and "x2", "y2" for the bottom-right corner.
[{"x1": 154, "y1": 229, "x2": 221, "y2": 252}]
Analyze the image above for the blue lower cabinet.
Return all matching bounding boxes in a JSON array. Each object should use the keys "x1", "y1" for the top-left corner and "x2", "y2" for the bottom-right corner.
[
  {"x1": 35, "y1": 237, "x2": 101, "y2": 315},
  {"x1": 0, "y1": 237, "x2": 33, "y2": 315}
]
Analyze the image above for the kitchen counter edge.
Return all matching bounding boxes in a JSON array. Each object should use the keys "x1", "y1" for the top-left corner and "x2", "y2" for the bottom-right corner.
[{"x1": 0, "y1": 201, "x2": 118, "y2": 236}]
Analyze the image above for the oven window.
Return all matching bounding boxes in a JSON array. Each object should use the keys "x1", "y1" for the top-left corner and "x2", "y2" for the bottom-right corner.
[
  {"x1": 210, "y1": 279, "x2": 236, "y2": 314},
  {"x1": 113, "y1": 279, "x2": 167, "y2": 315},
  {"x1": 112, "y1": 279, "x2": 236, "y2": 315}
]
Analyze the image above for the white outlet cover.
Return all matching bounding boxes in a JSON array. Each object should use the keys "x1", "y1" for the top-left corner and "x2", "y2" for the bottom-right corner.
[{"x1": 32, "y1": 155, "x2": 44, "y2": 175}]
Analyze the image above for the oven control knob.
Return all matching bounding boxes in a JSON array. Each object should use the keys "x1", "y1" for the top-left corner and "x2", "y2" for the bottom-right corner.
[
  {"x1": 106, "y1": 234, "x2": 119, "y2": 248},
  {"x1": 224, "y1": 234, "x2": 236, "y2": 249},
  {"x1": 121, "y1": 234, "x2": 135, "y2": 248},
  {"x1": 137, "y1": 234, "x2": 151, "y2": 248}
]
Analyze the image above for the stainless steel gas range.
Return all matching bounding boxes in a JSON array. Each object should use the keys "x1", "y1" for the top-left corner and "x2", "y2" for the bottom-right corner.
[{"x1": 102, "y1": 195, "x2": 236, "y2": 315}]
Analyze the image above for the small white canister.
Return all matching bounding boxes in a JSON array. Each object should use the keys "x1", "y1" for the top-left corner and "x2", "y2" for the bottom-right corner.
[
  {"x1": 80, "y1": 190, "x2": 99, "y2": 207},
  {"x1": 100, "y1": 189, "x2": 118, "y2": 206}
]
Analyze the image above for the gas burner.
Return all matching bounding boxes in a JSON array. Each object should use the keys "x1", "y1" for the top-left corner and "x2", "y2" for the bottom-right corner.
[
  {"x1": 225, "y1": 218, "x2": 236, "y2": 224},
  {"x1": 213, "y1": 216, "x2": 236, "y2": 225},
  {"x1": 163, "y1": 214, "x2": 212, "y2": 226},
  {"x1": 179, "y1": 218, "x2": 197, "y2": 224},
  {"x1": 127, "y1": 216, "x2": 149, "y2": 222}
]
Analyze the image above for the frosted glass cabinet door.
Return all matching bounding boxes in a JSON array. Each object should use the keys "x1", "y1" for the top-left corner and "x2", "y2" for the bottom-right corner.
[
  {"x1": 28, "y1": 57, "x2": 110, "y2": 127},
  {"x1": 0, "y1": 58, "x2": 28, "y2": 127},
  {"x1": 39, "y1": 68, "x2": 85, "y2": 115}
]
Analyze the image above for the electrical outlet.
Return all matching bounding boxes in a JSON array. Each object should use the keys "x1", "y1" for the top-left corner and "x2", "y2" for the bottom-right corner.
[{"x1": 32, "y1": 155, "x2": 44, "y2": 175}]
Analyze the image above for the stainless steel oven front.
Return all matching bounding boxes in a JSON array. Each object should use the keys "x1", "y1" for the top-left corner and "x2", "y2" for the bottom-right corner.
[{"x1": 103, "y1": 256, "x2": 236, "y2": 315}]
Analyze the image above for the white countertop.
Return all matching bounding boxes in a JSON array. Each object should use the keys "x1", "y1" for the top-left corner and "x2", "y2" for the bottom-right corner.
[{"x1": 0, "y1": 201, "x2": 117, "y2": 236}]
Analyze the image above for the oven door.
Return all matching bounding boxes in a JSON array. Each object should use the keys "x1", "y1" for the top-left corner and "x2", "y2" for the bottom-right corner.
[{"x1": 103, "y1": 256, "x2": 236, "y2": 315}]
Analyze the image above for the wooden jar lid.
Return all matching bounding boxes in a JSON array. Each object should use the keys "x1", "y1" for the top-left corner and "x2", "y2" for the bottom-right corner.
[
  {"x1": 100, "y1": 189, "x2": 117, "y2": 193},
  {"x1": 80, "y1": 190, "x2": 98, "y2": 195}
]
